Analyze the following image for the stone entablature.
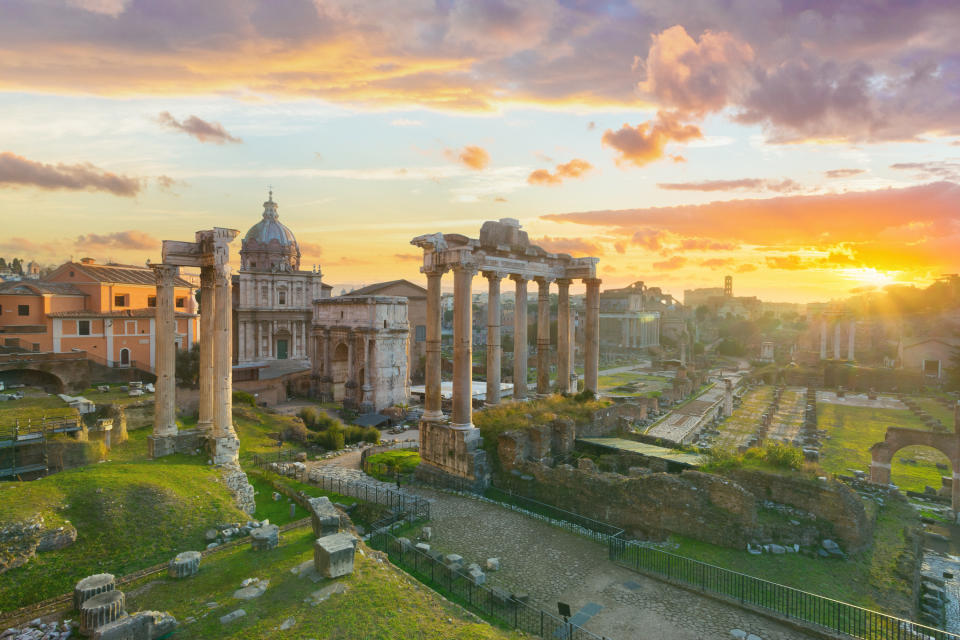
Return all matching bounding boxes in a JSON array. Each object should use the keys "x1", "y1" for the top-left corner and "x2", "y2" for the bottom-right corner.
[{"x1": 311, "y1": 295, "x2": 410, "y2": 412}]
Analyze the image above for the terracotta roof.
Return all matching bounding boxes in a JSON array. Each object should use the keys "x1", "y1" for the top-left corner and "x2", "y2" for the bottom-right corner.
[
  {"x1": 53, "y1": 262, "x2": 194, "y2": 288},
  {"x1": 47, "y1": 309, "x2": 197, "y2": 318},
  {"x1": 0, "y1": 281, "x2": 86, "y2": 296},
  {"x1": 347, "y1": 279, "x2": 426, "y2": 297}
]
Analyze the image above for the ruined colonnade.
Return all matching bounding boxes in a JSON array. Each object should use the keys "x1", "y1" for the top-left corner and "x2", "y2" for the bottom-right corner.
[{"x1": 819, "y1": 314, "x2": 856, "y2": 361}]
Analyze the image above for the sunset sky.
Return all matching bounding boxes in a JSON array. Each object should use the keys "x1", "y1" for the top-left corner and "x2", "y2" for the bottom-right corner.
[{"x1": 2, "y1": 0, "x2": 959, "y2": 302}]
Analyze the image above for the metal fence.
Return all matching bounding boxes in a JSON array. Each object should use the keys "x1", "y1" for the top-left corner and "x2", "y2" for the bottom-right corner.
[
  {"x1": 484, "y1": 486, "x2": 624, "y2": 544},
  {"x1": 369, "y1": 528, "x2": 605, "y2": 640},
  {"x1": 609, "y1": 538, "x2": 959, "y2": 640},
  {"x1": 307, "y1": 471, "x2": 430, "y2": 522},
  {"x1": 250, "y1": 449, "x2": 299, "y2": 469}
]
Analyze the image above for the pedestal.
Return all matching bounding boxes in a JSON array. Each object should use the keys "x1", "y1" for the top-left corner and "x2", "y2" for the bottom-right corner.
[
  {"x1": 416, "y1": 420, "x2": 489, "y2": 491},
  {"x1": 147, "y1": 435, "x2": 177, "y2": 458}
]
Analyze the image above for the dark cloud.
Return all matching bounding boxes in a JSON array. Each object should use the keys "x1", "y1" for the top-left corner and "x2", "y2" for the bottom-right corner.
[
  {"x1": 527, "y1": 158, "x2": 593, "y2": 185},
  {"x1": 157, "y1": 111, "x2": 242, "y2": 144},
  {"x1": 657, "y1": 178, "x2": 801, "y2": 193},
  {"x1": 602, "y1": 111, "x2": 702, "y2": 168},
  {"x1": 824, "y1": 168, "x2": 865, "y2": 179},
  {"x1": 0, "y1": 151, "x2": 141, "y2": 196},
  {"x1": 76, "y1": 231, "x2": 157, "y2": 250}
]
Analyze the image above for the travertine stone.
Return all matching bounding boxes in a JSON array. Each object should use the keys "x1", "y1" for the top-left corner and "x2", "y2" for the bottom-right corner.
[
  {"x1": 93, "y1": 610, "x2": 176, "y2": 640},
  {"x1": 484, "y1": 271, "x2": 502, "y2": 406},
  {"x1": 197, "y1": 265, "x2": 215, "y2": 434},
  {"x1": 556, "y1": 279, "x2": 573, "y2": 394},
  {"x1": 308, "y1": 496, "x2": 340, "y2": 537},
  {"x1": 211, "y1": 261, "x2": 240, "y2": 463},
  {"x1": 511, "y1": 275, "x2": 528, "y2": 399},
  {"x1": 535, "y1": 277, "x2": 551, "y2": 396},
  {"x1": 314, "y1": 533, "x2": 358, "y2": 578},
  {"x1": 451, "y1": 264, "x2": 476, "y2": 429},
  {"x1": 168, "y1": 551, "x2": 201, "y2": 578},
  {"x1": 150, "y1": 264, "x2": 178, "y2": 450},
  {"x1": 79, "y1": 590, "x2": 125, "y2": 635},
  {"x1": 250, "y1": 524, "x2": 279, "y2": 550},
  {"x1": 584, "y1": 278, "x2": 601, "y2": 394},
  {"x1": 74, "y1": 573, "x2": 115, "y2": 611}
]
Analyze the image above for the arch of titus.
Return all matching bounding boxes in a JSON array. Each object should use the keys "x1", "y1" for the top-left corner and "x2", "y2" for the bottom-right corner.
[
  {"x1": 148, "y1": 228, "x2": 241, "y2": 466},
  {"x1": 411, "y1": 219, "x2": 600, "y2": 489}
]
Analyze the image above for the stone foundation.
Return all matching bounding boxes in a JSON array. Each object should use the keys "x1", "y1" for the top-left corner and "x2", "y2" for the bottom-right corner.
[
  {"x1": 219, "y1": 462, "x2": 256, "y2": 514},
  {"x1": 147, "y1": 435, "x2": 176, "y2": 458},
  {"x1": 92, "y1": 610, "x2": 176, "y2": 640},
  {"x1": 207, "y1": 434, "x2": 240, "y2": 465},
  {"x1": 417, "y1": 420, "x2": 489, "y2": 490}
]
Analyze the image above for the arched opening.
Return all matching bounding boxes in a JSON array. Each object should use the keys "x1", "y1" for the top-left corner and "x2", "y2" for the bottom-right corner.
[
  {"x1": 0, "y1": 369, "x2": 65, "y2": 394},
  {"x1": 890, "y1": 444, "x2": 952, "y2": 496},
  {"x1": 119, "y1": 348, "x2": 130, "y2": 367},
  {"x1": 331, "y1": 342, "x2": 348, "y2": 402}
]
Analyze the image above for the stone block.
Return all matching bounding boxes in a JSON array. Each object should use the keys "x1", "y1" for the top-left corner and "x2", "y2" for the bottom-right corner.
[
  {"x1": 220, "y1": 609, "x2": 246, "y2": 624},
  {"x1": 314, "y1": 533, "x2": 358, "y2": 578},
  {"x1": 485, "y1": 557, "x2": 500, "y2": 571},
  {"x1": 207, "y1": 435, "x2": 240, "y2": 465},
  {"x1": 421, "y1": 526, "x2": 432, "y2": 541},
  {"x1": 308, "y1": 496, "x2": 341, "y2": 537},
  {"x1": 250, "y1": 524, "x2": 279, "y2": 551},
  {"x1": 443, "y1": 553, "x2": 463, "y2": 566},
  {"x1": 467, "y1": 566, "x2": 486, "y2": 585},
  {"x1": 168, "y1": 551, "x2": 201, "y2": 578},
  {"x1": 80, "y1": 590, "x2": 126, "y2": 635},
  {"x1": 147, "y1": 435, "x2": 176, "y2": 459},
  {"x1": 74, "y1": 573, "x2": 116, "y2": 610},
  {"x1": 93, "y1": 610, "x2": 177, "y2": 640},
  {"x1": 414, "y1": 542, "x2": 430, "y2": 553}
]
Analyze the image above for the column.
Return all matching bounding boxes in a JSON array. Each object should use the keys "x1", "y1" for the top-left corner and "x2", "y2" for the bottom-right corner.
[
  {"x1": 621, "y1": 318, "x2": 629, "y2": 348},
  {"x1": 834, "y1": 320, "x2": 842, "y2": 360},
  {"x1": 451, "y1": 264, "x2": 476, "y2": 429},
  {"x1": 197, "y1": 266, "x2": 215, "y2": 434},
  {"x1": 212, "y1": 263, "x2": 238, "y2": 448},
  {"x1": 367, "y1": 335, "x2": 377, "y2": 409},
  {"x1": 847, "y1": 318, "x2": 855, "y2": 361},
  {"x1": 557, "y1": 279, "x2": 572, "y2": 394},
  {"x1": 511, "y1": 275, "x2": 528, "y2": 399},
  {"x1": 535, "y1": 277, "x2": 552, "y2": 396},
  {"x1": 584, "y1": 278, "x2": 601, "y2": 394},
  {"x1": 820, "y1": 319, "x2": 827, "y2": 359},
  {"x1": 150, "y1": 264, "x2": 178, "y2": 454},
  {"x1": 423, "y1": 268, "x2": 445, "y2": 421},
  {"x1": 484, "y1": 271, "x2": 502, "y2": 406}
]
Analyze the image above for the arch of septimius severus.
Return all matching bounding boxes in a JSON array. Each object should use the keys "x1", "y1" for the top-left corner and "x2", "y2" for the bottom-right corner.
[{"x1": 411, "y1": 218, "x2": 600, "y2": 489}]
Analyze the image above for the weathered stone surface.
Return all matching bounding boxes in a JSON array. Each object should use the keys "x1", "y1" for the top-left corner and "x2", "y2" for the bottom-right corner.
[
  {"x1": 219, "y1": 462, "x2": 256, "y2": 514},
  {"x1": 307, "y1": 496, "x2": 340, "y2": 537},
  {"x1": 1, "y1": 516, "x2": 77, "y2": 574},
  {"x1": 250, "y1": 524, "x2": 279, "y2": 551},
  {"x1": 220, "y1": 609, "x2": 246, "y2": 624},
  {"x1": 74, "y1": 573, "x2": 116, "y2": 610},
  {"x1": 314, "y1": 533, "x2": 357, "y2": 578},
  {"x1": 485, "y1": 557, "x2": 500, "y2": 571},
  {"x1": 233, "y1": 579, "x2": 269, "y2": 600},
  {"x1": 93, "y1": 610, "x2": 176, "y2": 640},
  {"x1": 79, "y1": 590, "x2": 125, "y2": 635},
  {"x1": 168, "y1": 551, "x2": 201, "y2": 578}
]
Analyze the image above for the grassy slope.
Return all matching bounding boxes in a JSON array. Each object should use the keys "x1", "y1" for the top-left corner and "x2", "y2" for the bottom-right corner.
[
  {"x1": 913, "y1": 396, "x2": 956, "y2": 430},
  {"x1": 818, "y1": 403, "x2": 949, "y2": 493},
  {"x1": 669, "y1": 496, "x2": 919, "y2": 617},
  {"x1": 125, "y1": 526, "x2": 521, "y2": 640}
]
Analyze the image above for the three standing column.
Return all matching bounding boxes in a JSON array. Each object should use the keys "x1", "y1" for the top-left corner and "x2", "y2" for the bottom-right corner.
[
  {"x1": 423, "y1": 268, "x2": 445, "y2": 421},
  {"x1": 149, "y1": 264, "x2": 178, "y2": 457},
  {"x1": 535, "y1": 277, "x2": 552, "y2": 396},
  {"x1": 584, "y1": 277, "x2": 601, "y2": 394},
  {"x1": 209, "y1": 262, "x2": 240, "y2": 464},
  {"x1": 556, "y1": 279, "x2": 573, "y2": 394},
  {"x1": 484, "y1": 272, "x2": 502, "y2": 406},
  {"x1": 511, "y1": 275, "x2": 528, "y2": 399},
  {"x1": 197, "y1": 266, "x2": 215, "y2": 434},
  {"x1": 451, "y1": 264, "x2": 476, "y2": 429}
]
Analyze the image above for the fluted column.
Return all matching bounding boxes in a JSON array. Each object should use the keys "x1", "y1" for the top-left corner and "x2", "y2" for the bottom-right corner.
[
  {"x1": 848, "y1": 318, "x2": 855, "y2": 361},
  {"x1": 212, "y1": 263, "x2": 237, "y2": 441},
  {"x1": 511, "y1": 275, "x2": 528, "y2": 399},
  {"x1": 423, "y1": 267, "x2": 445, "y2": 421},
  {"x1": 584, "y1": 277, "x2": 601, "y2": 394},
  {"x1": 535, "y1": 278, "x2": 552, "y2": 396},
  {"x1": 151, "y1": 264, "x2": 178, "y2": 445},
  {"x1": 484, "y1": 271, "x2": 502, "y2": 406},
  {"x1": 820, "y1": 319, "x2": 827, "y2": 359},
  {"x1": 197, "y1": 266, "x2": 215, "y2": 434},
  {"x1": 451, "y1": 264, "x2": 477, "y2": 429},
  {"x1": 557, "y1": 279, "x2": 573, "y2": 394}
]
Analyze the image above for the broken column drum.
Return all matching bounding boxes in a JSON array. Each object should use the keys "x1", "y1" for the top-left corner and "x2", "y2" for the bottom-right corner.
[
  {"x1": 168, "y1": 550, "x2": 201, "y2": 578},
  {"x1": 251, "y1": 524, "x2": 280, "y2": 550},
  {"x1": 74, "y1": 573, "x2": 115, "y2": 611},
  {"x1": 79, "y1": 590, "x2": 125, "y2": 635}
]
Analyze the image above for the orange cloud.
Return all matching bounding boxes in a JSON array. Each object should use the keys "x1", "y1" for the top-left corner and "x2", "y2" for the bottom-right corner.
[
  {"x1": 157, "y1": 112, "x2": 242, "y2": 144},
  {"x1": 658, "y1": 178, "x2": 801, "y2": 193},
  {"x1": 76, "y1": 231, "x2": 157, "y2": 251},
  {"x1": 447, "y1": 145, "x2": 490, "y2": 170},
  {"x1": 527, "y1": 158, "x2": 593, "y2": 185},
  {"x1": 0, "y1": 151, "x2": 141, "y2": 196},
  {"x1": 653, "y1": 256, "x2": 686, "y2": 270},
  {"x1": 700, "y1": 258, "x2": 734, "y2": 269},
  {"x1": 736, "y1": 264, "x2": 757, "y2": 273},
  {"x1": 532, "y1": 236, "x2": 602, "y2": 257},
  {"x1": 602, "y1": 112, "x2": 702, "y2": 168}
]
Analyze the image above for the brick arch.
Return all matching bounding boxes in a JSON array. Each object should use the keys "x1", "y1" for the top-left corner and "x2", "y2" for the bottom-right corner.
[{"x1": 870, "y1": 427, "x2": 960, "y2": 513}]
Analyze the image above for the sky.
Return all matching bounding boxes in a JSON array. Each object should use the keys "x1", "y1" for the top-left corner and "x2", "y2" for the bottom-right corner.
[{"x1": 1, "y1": 0, "x2": 959, "y2": 303}]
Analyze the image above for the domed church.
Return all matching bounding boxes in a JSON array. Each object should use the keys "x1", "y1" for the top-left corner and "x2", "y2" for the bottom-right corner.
[{"x1": 233, "y1": 192, "x2": 331, "y2": 368}]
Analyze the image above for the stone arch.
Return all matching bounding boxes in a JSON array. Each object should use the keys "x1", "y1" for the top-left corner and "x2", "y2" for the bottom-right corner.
[
  {"x1": 331, "y1": 342, "x2": 349, "y2": 401},
  {"x1": 0, "y1": 368, "x2": 65, "y2": 394},
  {"x1": 871, "y1": 427, "x2": 960, "y2": 513}
]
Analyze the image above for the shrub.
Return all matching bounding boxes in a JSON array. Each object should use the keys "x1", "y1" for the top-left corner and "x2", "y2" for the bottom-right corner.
[
  {"x1": 762, "y1": 442, "x2": 804, "y2": 470},
  {"x1": 280, "y1": 421, "x2": 309, "y2": 444},
  {"x1": 232, "y1": 390, "x2": 256, "y2": 407}
]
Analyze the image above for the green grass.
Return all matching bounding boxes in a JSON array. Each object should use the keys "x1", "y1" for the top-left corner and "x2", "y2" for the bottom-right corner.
[
  {"x1": 0, "y1": 389, "x2": 76, "y2": 426},
  {"x1": 0, "y1": 453, "x2": 248, "y2": 611},
  {"x1": 712, "y1": 386, "x2": 774, "y2": 449},
  {"x1": 912, "y1": 396, "x2": 956, "y2": 430},
  {"x1": 81, "y1": 384, "x2": 154, "y2": 408},
  {"x1": 366, "y1": 450, "x2": 420, "y2": 479},
  {"x1": 667, "y1": 497, "x2": 919, "y2": 617},
  {"x1": 122, "y1": 525, "x2": 521, "y2": 639},
  {"x1": 818, "y1": 403, "x2": 949, "y2": 493},
  {"x1": 246, "y1": 470, "x2": 359, "y2": 527},
  {"x1": 232, "y1": 405, "x2": 305, "y2": 461},
  {"x1": 597, "y1": 371, "x2": 671, "y2": 397}
]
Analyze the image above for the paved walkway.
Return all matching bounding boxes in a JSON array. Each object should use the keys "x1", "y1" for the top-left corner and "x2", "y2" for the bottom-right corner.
[{"x1": 309, "y1": 462, "x2": 814, "y2": 640}]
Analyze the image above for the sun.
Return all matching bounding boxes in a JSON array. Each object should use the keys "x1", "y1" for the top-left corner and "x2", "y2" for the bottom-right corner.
[{"x1": 837, "y1": 267, "x2": 900, "y2": 288}]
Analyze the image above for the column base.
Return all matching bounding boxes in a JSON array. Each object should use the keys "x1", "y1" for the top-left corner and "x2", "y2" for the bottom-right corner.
[
  {"x1": 421, "y1": 409, "x2": 446, "y2": 422},
  {"x1": 196, "y1": 420, "x2": 213, "y2": 435},
  {"x1": 206, "y1": 434, "x2": 240, "y2": 466},
  {"x1": 148, "y1": 434, "x2": 178, "y2": 458},
  {"x1": 417, "y1": 420, "x2": 489, "y2": 490}
]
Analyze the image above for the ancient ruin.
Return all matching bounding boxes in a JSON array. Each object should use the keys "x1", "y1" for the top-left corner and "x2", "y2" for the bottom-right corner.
[{"x1": 411, "y1": 219, "x2": 600, "y2": 488}]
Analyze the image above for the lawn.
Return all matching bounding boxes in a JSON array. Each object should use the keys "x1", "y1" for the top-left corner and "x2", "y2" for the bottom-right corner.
[
  {"x1": 817, "y1": 403, "x2": 949, "y2": 493},
  {"x1": 0, "y1": 389, "x2": 76, "y2": 426},
  {"x1": 365, "y1": 450, "x2": 421, "y2": 479},
  {"x1": 712, "y1": 386, "x2": 773, "y2": 450},
  {"x1": 121, "y1": 525, "x2": 522, "y2": 639},
  {"x1": 667, "y1": 496, "x2": 919, "y2": 618},
  {"x1": 597, "y1": 371, "x2": 671, "y2": 397},
  {"x1": 912, "y1": 396, "x2": 956, "y2": 430},
  {"x1": 81, "y1": 384, "x2": 154, "y2": 408},
  {"x1": 247, "y1": 470, "x2": 359, "y2": 527}
]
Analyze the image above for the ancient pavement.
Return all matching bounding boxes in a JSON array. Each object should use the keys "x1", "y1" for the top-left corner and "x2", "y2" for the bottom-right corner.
[{"x1": 313, "y1": 458, "x2": 816, "y2": 640}]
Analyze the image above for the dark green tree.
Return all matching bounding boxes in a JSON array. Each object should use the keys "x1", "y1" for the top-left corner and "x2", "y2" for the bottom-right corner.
[{"x1": 175, "y1": 343, "x2": 200, "y2": 388}]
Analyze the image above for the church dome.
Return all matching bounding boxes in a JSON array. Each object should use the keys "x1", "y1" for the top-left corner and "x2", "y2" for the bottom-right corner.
[{"x1": 240, "y1": 191, "x2": 301, "y2": 272}]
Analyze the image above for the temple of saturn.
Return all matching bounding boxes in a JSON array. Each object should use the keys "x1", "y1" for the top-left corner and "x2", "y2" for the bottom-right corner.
[
  {"x1": 148, "y1": 228, "x2": 241, "y2": 466},
  {"x1": 411, "y1": 219, "x2": 600, "y2": 489},
  {"x1": 819, "y1": 311, "x2": 856, "y2": 361}
]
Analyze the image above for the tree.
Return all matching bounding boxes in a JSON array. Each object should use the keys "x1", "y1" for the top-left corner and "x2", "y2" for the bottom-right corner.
[
  {"x1": 10, "y1": 258, "x2": 22, "y2": 275},
  {"x1": 175, "y1": 343, "x2": 200, "y2": 388},
  {"x1": 0, "y1": 257, "x2": 6, "y2": 270}
]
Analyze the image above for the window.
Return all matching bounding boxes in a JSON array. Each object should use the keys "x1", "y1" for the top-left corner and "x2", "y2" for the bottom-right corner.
[
  {"x1": 250, "y1": 262, "x2": 256, "y2": 269},
  {"x1": 17, "y1": 305, "x2": 29, "y2": 316},
  {"x1": 415, "y1": 325, "x2": 426, "y2": 342},
  {"x1": 114, "y1": 294, "x2": 127, "y2": 307},
  {"x1": 78, "y1": 320, "x2": 91, "y2": 336},
  {"x1": 69, "y1": 270, "x2": 74, "y2": 277},
  {"x1": 278, "y1": 290, "x2": 286, "y2": 305},
  {"x1": 147, "y1": 296, "x2": 156, "y2": 307},
  {"x1": 175, "y1": 297, "x2": 185, "y2": 308}
]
